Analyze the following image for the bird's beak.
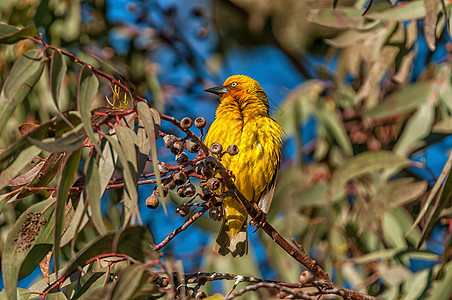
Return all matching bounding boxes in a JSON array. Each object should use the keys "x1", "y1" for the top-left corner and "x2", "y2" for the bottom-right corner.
[{"x1": 205, "y1": 85, "x2": 228, "y2": 95}]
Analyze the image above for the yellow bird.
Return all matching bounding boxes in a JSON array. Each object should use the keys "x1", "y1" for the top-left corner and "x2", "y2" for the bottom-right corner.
[{"x1": 204, "y1": 75, "x2": 283, "y2": 257}]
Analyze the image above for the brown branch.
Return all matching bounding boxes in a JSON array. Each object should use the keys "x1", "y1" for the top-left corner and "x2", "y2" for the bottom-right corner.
[
  {"x1": 154, "y1": 203, "x2": 211, "y2": 251},
  {"x1": 216, "y1": 165, "x2": 379, "y2": 300},
  {"x1": 226, "y1": 282, "x2": 311, "y2": 300}
]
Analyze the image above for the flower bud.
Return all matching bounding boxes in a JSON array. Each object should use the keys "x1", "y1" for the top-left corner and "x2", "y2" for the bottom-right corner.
[{"x1": 299, "y1": 271, "x2": 314, "y2": 284}]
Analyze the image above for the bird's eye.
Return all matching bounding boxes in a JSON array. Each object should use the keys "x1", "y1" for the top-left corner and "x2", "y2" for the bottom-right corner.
[{"x1": 230, "y1": 82, "x2": 238, "y2": 87}]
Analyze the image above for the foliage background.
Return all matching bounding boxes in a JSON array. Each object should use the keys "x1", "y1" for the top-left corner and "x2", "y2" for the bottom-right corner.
[{"x1": 1, "y1": 0, "x2": 452, "y2": 299}]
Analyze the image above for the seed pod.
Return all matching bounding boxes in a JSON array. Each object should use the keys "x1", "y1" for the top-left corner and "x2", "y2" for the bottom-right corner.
[
  {"x1": 177, "y1": 205, "x2": 190, "y2": 217},
  {"x1": 176, "y1": 152, "x2": 189, "y2": 164},
  {"x1": 195, "y1": 291, "x2": 207, "y2": 300},
  {"x1": 209, "y1": 205, "x2": 223, "y2": 221},
  {"x1": 173, "y1": 172, "x2": 187, "y2": 185},
  {"x1": 201, "y1": 167, "x2": 215, "y2": 179},
  {"x1": 210, "y1": 142, "x2": 223, "y2": 155},
  {"x1": 226, "y1": 144, "x2": 239, "y2": 156},
  {"x1": 180, "y1": 117, "x2": 193, "y2": 129},
  {"x1": 183, "y1": 183, "x2": 196, "y2": 197},
  {"x1": 171, "y1": 141, "x2": 184, "y2": 155},
  {"x1": 206, "y1": 177, "x2": 220, "y2": 190},
  {"x1": 194, "y1": 161, "x2": 205, "y2": 175},
  {"x1": 155, "y1": 186, "x2": 168, "y2": 198},
  {"x1": 163, "y1": 177, "x2": 176, "y2": 190},
  {"x1": 194, "y1": 117, "x2": 206, "y2": 129},
  {"x1": 198, "y1": 187, "x2": 213, "y2": 201},
  {"x1": 177, "y1": 186, "x2": 186, "y2": 197},
  {"x1": 158, "y1": 163, "x2": 170, "y2": 174},
  {"x1": 186, "y1": 139, "x2": 200, "y2": 153},
  {"x1": 163, "y1": 134, "x2": 177, "y2": 148},
  {"x1": 146, "y1": 192, "x2": 159, "y2": 209},
  {"x1": 204, "y1": 156, "x2": 217, "y2": 169},
  {"x1": 160, "y1": 277, "x2": 169, "y2": 287}
]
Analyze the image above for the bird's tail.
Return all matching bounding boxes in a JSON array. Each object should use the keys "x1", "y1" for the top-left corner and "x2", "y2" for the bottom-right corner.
[{"x1": 213, "y1": 197, "x2": 248, "y2": 257}]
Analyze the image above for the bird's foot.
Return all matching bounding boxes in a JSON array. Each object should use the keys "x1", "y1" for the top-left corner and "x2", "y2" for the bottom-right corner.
[{"x1": 250, "y1": 211, "x2": 267, "y2": 232}]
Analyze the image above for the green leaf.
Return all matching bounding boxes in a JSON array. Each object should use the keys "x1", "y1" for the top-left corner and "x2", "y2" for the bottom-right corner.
[
  {"x1": 115, "y1": 125, "x2": 141, "y2": 225},
  {"x1": 85, "y1": 155, "x2": 107, "y2": 233},
  {"x1": 60, "y1": 191, "x2": 89, "y2": 246},
  {"x1": 403, "y1": 269, "x2": 430, "y2": 299},
  {"x1": 423, "y1": 0, "x2": 441, "y2": 51},
  {"x1": 0, "y1": 23, "x2": 37, "y2": 44},
  {"x1": 111, "y1": 265, "x2": 145, "y2": 300},
  {"x1": 0, "y1": 145, "x2": 42, "y2": 190},
  {"x1": 2, "y1": 197, "x2": 55, "y2": 300},
  {"x1": 16, "y1": 153, "x2": 64, "y2": 199},
  {"x1": 77, "y1": 66, "x2": 101, "y2": 154},
  {"x1": 54, "y1": 150, "x2": 81, "y2": 277},
  {"x1": 365, "y1": 1, "x2": 426, "y2": 20},
  {"x1": 61, "y1": 226, "x2": 156, "y2": 278},
  {"x1": 50, "y1": 50, "x2": 67, "y2": 108},
  {"x1": 0, "y1": 49, "x2": 45, "y2": 133},
  {"x1": 394, "y1": 102, "x2": 435, "y2": 156},
  {"x1": 0, "y1": 112, "x2": 81, "y2": 166},
  {"x1": 27, "y1": 128, "x2": 85, "y2": 152},
  {"x1": 328, "y1": 151, "x2": 410, "y2": 201},
  {"x1": 365, "y1": 81, "x2": 437, "y2": 119},
  {"x1": 383, "y1": 210, "x2": 407, "y2": 248},
  {"x1": 418, "y1": 162, "x2": 452, "y2": 248},
  {"x1": 430, "y1": 262, "x2": 452, "y2": 300},
  {"x1": 137, "y1": 102, "x2": 165, "y2": 212},
  {"x1": 313, "y1": 102, "x2": 353, "y2": 156}
]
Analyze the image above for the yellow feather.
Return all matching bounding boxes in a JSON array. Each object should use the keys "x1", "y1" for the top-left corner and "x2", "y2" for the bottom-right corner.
[{"x1": 204, "y1": 75, "x2": 283, "y2": 257}]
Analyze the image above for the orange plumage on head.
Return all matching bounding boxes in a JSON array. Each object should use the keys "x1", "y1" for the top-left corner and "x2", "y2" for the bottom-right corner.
[{"x1": 204, "y1": 75, "x2": 283, "y2": 257}]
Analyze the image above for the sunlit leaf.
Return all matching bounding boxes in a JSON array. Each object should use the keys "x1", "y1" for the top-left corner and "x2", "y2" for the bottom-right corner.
[
  {"x1": 27, "y1": 128, "x2": 85, "y2": 152},
  {"x1": 307, "y1": 8, "x2": 380, "y2": 30},
  {"x1": 430, "y1": 262, "x2": 452, "y2": 300},
  {"x1": 0, "y1": 49, "x2": 45, "y2": 133},
  {"x1": 110, "y1": 265, "x2": 145, "y2": 300}
]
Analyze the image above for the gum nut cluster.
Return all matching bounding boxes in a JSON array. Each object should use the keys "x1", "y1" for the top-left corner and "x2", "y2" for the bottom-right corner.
[{"x1": 147, "y1": 116, "x2": 239, "y2": 222}]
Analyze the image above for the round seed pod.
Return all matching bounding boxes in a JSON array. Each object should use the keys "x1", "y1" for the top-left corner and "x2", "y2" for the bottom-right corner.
[
  {"x1": 180, "y1": 117, "x2": 193, "y2": 129},
  {"x1": 201, "y1": 167, "x2": 215, "y2": 179},
  {"x1": 177, "y1": 186, "x2": 186, "y2": 197},
  {"x1": 171, "y1": 141, "x2": 184, "y2": 155},
  {"x1": 163, "y1": 177, "x2": 176, "y2": 190},
  {"x1": 194, "y1": 117, "x2": 206, "y2": 129},
  {"x1": 175, "y1": 152, "x2": 189, "y2": 164},
  {"x1": 186, "y1": 139, "x2": 200, "y2": 153},
  {"x1": 206, "y1": 177, "x2": 220, "y2": 190},
  {"x1": 226, "y1": 144, "x2": 239, "y2": 156},
  {"x1": 198, "y1": 187, "x2": 213, "y2": 201},
  {"x1": 183, "y1": 183, "x2": 196, "y2": 197},
  {"x1": 209, "y1": 205, "x2": 223, "y2": 221},
  {"x1": 176, "y1": 205, "x2": 190, "y2": 217},
  {"x1": 195, "y1": 291, "x2": 207, "y2": 300},
  {"x1": 163, "y1": 134, "x2": 177, "y2": 148},
  {"x1": 204, "y1": 156, "x2": 218, "y2": 169},
  {"x1": 173, "y1": 172, "x2": 187, "y2": 186},
  {"x1": 193, "y1": 161, "x2": 205, "y2": 175},
  {"x1": 155, "y1": 186, "x2": 168, "y2": 198},
  {"x1": 210, "y1": 142, "x2": 223, "y2": 155},
  {"x1": 146, "y1": 192, "x2": 159, "y2": 209}
]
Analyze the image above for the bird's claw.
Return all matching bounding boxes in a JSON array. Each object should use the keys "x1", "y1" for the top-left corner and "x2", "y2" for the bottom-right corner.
[{"x1": 250, "y1": 211, "x2": 267, "y2": 232}]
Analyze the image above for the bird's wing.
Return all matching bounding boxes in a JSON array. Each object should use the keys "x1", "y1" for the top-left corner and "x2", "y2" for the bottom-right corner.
[{"x1": 257, "y1": 161, "x2": 279, "y2": 214}]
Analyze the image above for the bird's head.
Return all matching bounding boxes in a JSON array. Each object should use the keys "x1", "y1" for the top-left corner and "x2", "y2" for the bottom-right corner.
[{"x1": 205, "y1": 75, "x2": 269, "y2": 109}]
